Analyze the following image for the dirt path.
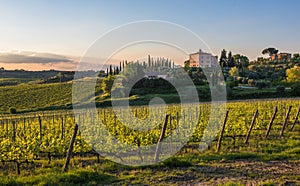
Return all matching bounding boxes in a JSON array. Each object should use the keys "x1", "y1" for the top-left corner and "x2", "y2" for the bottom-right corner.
[
  {"x1": 194, "y1": 160, "x2": 300, "y2": 185},
  {"x1": 146, "y1": 160, "x2": 300, "y2": 185}
]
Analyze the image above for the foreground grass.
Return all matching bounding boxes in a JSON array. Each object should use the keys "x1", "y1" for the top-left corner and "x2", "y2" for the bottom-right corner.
[
  {"x1": 1, "y1": 130, "x2": 299, "y2": 186},
  {"x1": 1, "y1": 156, "x2": 299, "y2": 185}
]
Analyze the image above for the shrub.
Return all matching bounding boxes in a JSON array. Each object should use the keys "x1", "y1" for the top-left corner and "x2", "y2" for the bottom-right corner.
[
  {"x1": 271, "y1": 78, "x2": 283, "y2": 86},
  {"x1": 197, "y1": 86, "x2": 211, "y2": 99},
  {"x1": 241, "y1": 77, "x2": 248, "y2": 84},
  {"x1": 248, "y1": 79, "x2": 255, "y2": 86},
  {"x1": 286, "y1": 66, "x2": 300, "y2": 83},
  {"x1": 236, "y1": 76, "x2": 247, "y2": 84},
  {"x1": 258, "y1": 72, "x2": 266, "y2": 79},
  {"x1": 226, "y1": 80, "x2": 239, "y2": 88},
  {"x1": 101, "y1": 75, "x2": 116, "y2": 94},
  {"x1": 192, "y1": 78, "x2": 206, "y2": 85},
  {"x1": 271, "y1": 73, "x2": 280, "y2": 79},
  {"x1": 276, "y1": 86, "x2": 285, "y2": 93},
  {"x1": 267, "y1": 71, "x2": 273, "y2": 78},
  {"x1": 9, "y1": 107, "x2": 17, "y2": 114},
  {"x1": 248, "y1": 72, "x2": 259, "y2": 79},
  {"x1": 226, "y1": 86, "x2": 232, "y2": 98},
  {"x1": 291, "y1": 83, "x2": 300, "y2": 96},
  {"x1": 255, "y1": 81, "x2": 270, "y2": 89},
  {"x1": 229, "y1": 67, "x2": 239, "y2": 77},
  {"x1": 248, "y1": 65, "x2": 257, "y2": 71}
]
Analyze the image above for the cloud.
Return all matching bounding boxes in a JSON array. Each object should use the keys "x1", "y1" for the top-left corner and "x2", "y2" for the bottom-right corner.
[
  {"x1": 0, "y1": 50, "x2": 144, "y2": 71},
  {"x1": 0, "y1": 51, "x2": 76, "y2": 64}
]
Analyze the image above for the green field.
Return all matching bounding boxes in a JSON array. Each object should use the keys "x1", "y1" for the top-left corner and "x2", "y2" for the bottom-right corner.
[
  {"x1": 0, "y1": 99, "x2": 299, "y2": 185},
  {"x1": 0, "y1": 79, "x2": 295, "y2": 114},
  {"x1": 0, "y1": 82, "x2": 73, "y2": 113}
]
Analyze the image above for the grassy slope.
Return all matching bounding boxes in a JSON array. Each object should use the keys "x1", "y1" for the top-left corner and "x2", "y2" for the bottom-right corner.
[
  {"x1": 0, "y1": 78, "x2": 39, "y2": 83},
  {"x1": 0, "y1": 83, "x2": 73, "y2": 113},
  {"x1": 0, "y1": 78, "x2": 108, "y2": 113},
  {"x1": 0, "y1": 81, "x2": 295, "y2": 114}
]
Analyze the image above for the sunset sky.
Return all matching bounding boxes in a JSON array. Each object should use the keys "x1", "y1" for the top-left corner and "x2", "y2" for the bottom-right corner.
[{"x1": 0, "y1": 0, "x2": 300, "y2": 71}]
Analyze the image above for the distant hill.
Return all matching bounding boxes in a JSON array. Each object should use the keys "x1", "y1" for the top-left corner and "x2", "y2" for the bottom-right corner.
[
  {"x1": 0, "y1": 69, "x2": 59, "y2": 79},
  {"x1": 0, "y1": 69, "x2": 100, "y2": 79},
  {"x1": 0, "y1": 69, "x2": 102, "y2": 85}
]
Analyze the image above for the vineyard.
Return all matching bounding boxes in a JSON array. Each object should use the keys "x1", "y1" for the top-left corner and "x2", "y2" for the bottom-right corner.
[
  {"x1": 0, "y1": 83, "x2": 73, "y2": 113},
  {"x1": 0, "y1": 99, "x2": 300, "y2": 185},
  {"x1": 0, "y1": 80, "x2": 104, "y2": 114}
]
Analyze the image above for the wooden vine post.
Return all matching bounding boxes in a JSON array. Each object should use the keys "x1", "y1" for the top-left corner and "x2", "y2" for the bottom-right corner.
[
  {"x1": 290, "y1": 106, "x2": 300, "y2": 131},
  {"x1": 23, "y1": 118, "x2": 26, "y2": 130},
  {"x1": 169, "y1": 115, "x2": 173, "y2": 154},
  {"x1": 12, "y1": 120, "x2": 16, "y2": 142},
  {"x1": 103, "y1": 110, "x2": 106, "y2": 123},
  {"x1": 216, "y1": 110, "x2": 229, "y2": 152},
  {"x1": 63, "y1": 123, "x2": 79, "y2": 173},
  {"x1": 61, "y1": 116, "x2": 64, "y2": 139},
  {"x1": 244, "y1": 109, "x2": 259, "y2": 144},
  {"x1": 265, "y1": 106, "x2": 277, "y2": 138},
  {"x1": 38, "y1": 116, "x2": 43, "y2": 142},
  {"x1": 280, "y1": 106, "x2": 292, "y2": 137},
  {"x1": 154, "y1": 115, "x2": 169, "y2": 163},
  {"x1": 6, "y1": 119, "x2": 8, "y2": 136}
]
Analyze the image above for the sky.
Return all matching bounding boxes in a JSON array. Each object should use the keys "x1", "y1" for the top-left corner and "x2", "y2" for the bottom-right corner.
[{"x1": 0, "y1": 0, "x2": 299, "y2": 70}]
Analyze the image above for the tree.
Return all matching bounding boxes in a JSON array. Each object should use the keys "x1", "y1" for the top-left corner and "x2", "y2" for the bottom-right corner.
[
  {"x1": 101, "y1": 75, "x2": 116, "y2": 94},
  {"x1": 219, "y1": 49, "x2": 227, "y2": 69},
  {"x1": 291, "y1": 83, "x2": 300, "y2": 96},
  {"x1": 233, "y1": 54, "x2": 249, "y2": 76},
  {"x1": 262, "y1": 47, "x2": 279, "y2": 60},
  {"x1": 248, "y1": 65, "x2": 258, "y2": 72},
  {"x1": 229, "y1": 66, "x2": 239, "y2": 77},
  {"x1": 184, "y1": 60, "x2": 190, "y2": 72},
  {"x1": 240, "y1": 55, "x2": 249, "y2": 76},
  {"x1": 286, "y1": 66, "x2": 300, "y2": 83},
  {"x1": 233, "y1": 54, "x2": 241, "y2": 68},
  {"x1": 227, "y1": 51, "x2": 235, "y2": 67},
  {"x1": 9, "y1": 107, "x2": 17, "y2": 114},
  {"x1": 115, "y1": 66, "x2": 120, "y2": 75},
  {"x1": 293, "y1": 53, "x2": 300, "y2": 59},
  {"x1": 148, "y1": 55, "x2": 151, "y2": 67},
  {"x1": 292, "y1": 53, "x2": 300, "y2": 62},
  {"x1": 113, "y1": 67, "x2": 116, "y2": 75},
  {"x1": 109, "y1": 65, "x2": 113, "y2": 76},
  {"x1": 98, "y1": 70, "x2": 106, "y2": 77},
  {"x1": 262, "y1": 48, "x2": 280, "y2": 74}
]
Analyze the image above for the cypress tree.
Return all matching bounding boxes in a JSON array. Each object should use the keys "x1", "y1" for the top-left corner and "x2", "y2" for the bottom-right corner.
[
  {"x1": 109, "y1": 65, "x2": 113, "y2": 76},
  {"x1": 148, "y1": 55, "x2": 151, "y2": 67}
]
